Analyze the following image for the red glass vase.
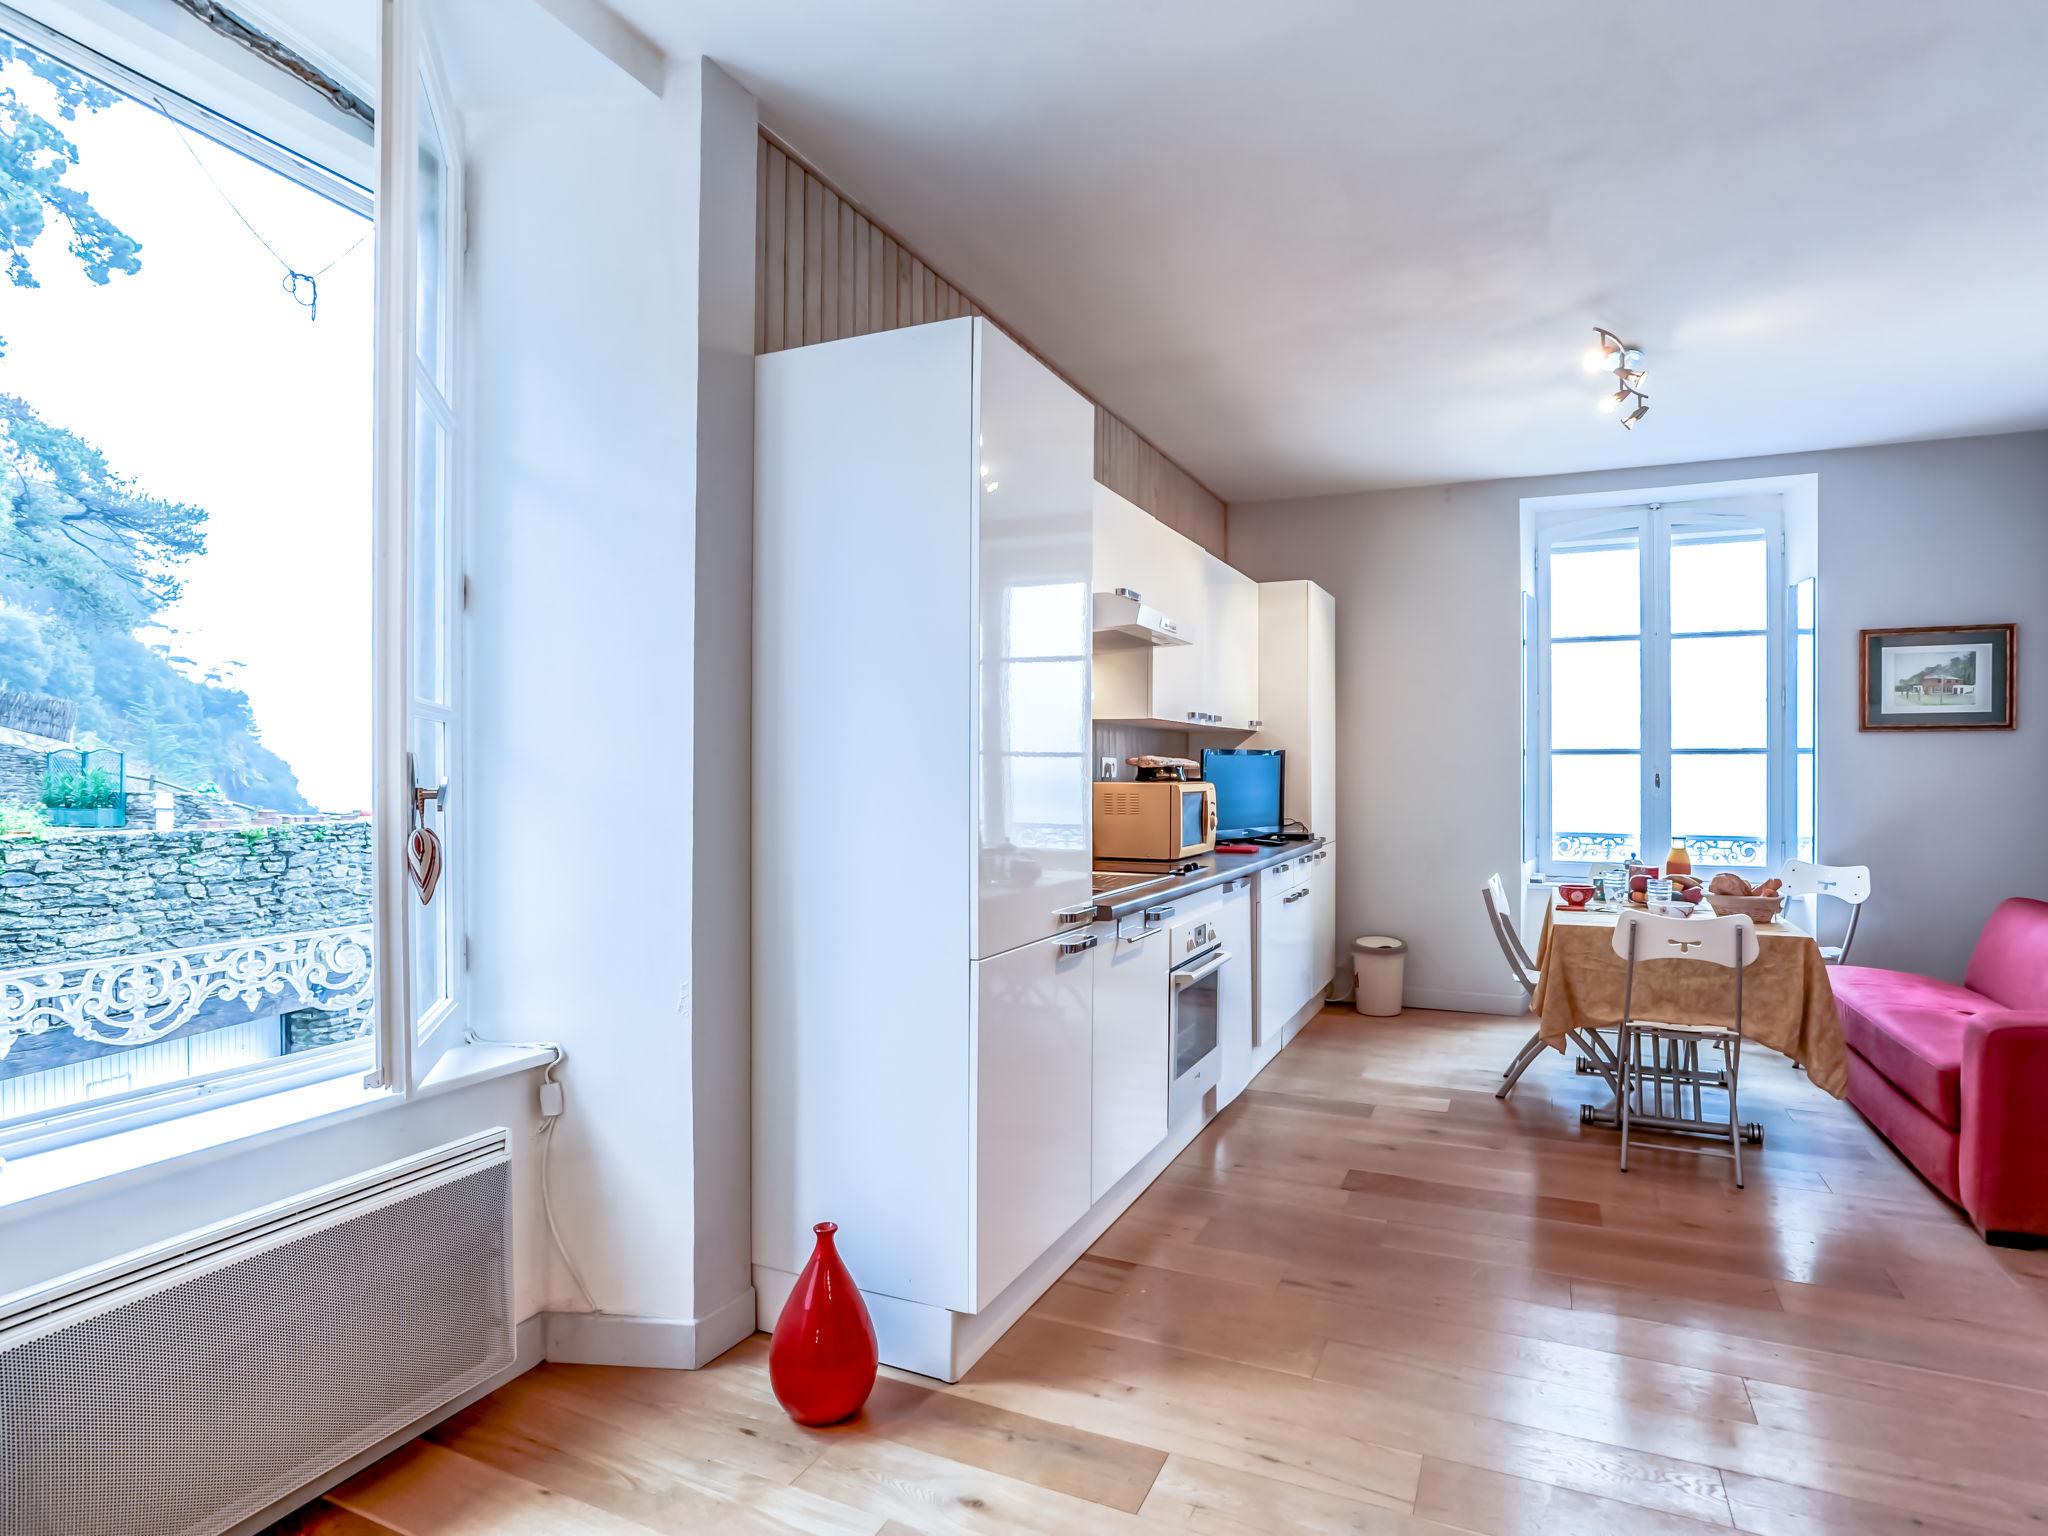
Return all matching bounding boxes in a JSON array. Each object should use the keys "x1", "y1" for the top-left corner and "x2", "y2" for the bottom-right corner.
[{"x1": 768, "y1": 1221, "x2": 878, "y2": 1426}]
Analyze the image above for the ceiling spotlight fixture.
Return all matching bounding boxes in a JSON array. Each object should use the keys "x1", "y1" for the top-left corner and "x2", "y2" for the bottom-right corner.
[{"x1": 1588, "y1": 327, "x2": 1650, "y2": 428}]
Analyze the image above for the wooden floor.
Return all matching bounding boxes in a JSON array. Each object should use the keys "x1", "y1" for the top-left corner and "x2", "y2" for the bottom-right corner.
[{"x1": 275, "y1": 1009, "x2": 2048, "y2": 1536}]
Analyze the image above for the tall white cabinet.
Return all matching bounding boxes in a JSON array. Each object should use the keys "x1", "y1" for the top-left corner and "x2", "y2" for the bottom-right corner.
[{"x1": 754, "y1": 319, "x2": 1097, "y2": 1375}]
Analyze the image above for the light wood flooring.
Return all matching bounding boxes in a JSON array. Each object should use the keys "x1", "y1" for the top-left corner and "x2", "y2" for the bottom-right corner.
[{"x1": 272, "y1": 1008, "x2": 2048, "y2": 1535}]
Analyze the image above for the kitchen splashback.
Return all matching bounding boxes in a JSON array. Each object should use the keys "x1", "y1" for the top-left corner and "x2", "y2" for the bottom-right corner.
[{"x1": 1094, "y1": 722, "x2": 1191, "y2": 778}]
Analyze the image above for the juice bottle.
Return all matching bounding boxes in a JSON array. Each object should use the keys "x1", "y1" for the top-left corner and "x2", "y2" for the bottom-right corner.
[{"x1": 1666, "y1": 836, "x2": 1692, "y2": 878}]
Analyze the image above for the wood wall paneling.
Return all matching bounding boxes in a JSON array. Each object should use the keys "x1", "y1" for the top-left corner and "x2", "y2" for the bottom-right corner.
[{"x1": 756, "y1": 135, "x2": 1227, "y2": 558}]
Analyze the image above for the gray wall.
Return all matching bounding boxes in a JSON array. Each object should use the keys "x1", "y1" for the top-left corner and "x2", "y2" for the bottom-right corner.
[{"x1": 1228, "y1": 430, "x2": 2048, "y2": 1010}]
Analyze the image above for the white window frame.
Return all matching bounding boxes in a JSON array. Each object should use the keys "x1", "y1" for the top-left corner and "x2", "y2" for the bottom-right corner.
[
  {"x1": 1530, "y1": 495, "x2": 1789, "y2": 881},
  {"x1": 0, "y1": 1, "x2": 463, "y2": 1159}
]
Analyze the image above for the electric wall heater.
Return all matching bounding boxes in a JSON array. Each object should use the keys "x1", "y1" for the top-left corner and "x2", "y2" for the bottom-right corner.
[{"x1": 0, "y1": 1129, "x2": 515, "y2": 1536}]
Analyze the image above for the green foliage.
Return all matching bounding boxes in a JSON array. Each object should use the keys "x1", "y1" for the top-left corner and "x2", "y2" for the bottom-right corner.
[
  {"x1": 0, "y1": 37, "x2": 141, "y2": 343},
  {"x1": 0, "y1": 802, "x2": 47, "y2": 838},
  {"x1": 0, "y1": 42, "x2": 310, "y2": 814},
  {"x1": 39, "y1": 763, "x2": 118, "y2": 809}
]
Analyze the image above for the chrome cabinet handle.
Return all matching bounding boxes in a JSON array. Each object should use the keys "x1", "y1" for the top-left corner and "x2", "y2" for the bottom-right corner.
[
  {"x1": 1113, "y1": 586, "x2": 1143, "y2": 603},
  {"x1": 1187, "y1": 711, "x2": 1200, "y2": 721},
  {"x1": 1142, "y1": 905, "x2": 1176, "y2": 924},
  {"x1": 1058, "y1": 934, "x2": 1099, "y2": 955},
  {"x1": 1249, "y1": 719, "x2": 1262, "y2": 728},
  {"x1": 1054, "y1": 902, "x2": 1097, "y2": 925}
]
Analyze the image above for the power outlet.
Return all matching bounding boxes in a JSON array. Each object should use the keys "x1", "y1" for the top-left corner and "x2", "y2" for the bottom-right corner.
[{"x1": 1099, "y1": 756, "x2": 1117, "y2": 780}]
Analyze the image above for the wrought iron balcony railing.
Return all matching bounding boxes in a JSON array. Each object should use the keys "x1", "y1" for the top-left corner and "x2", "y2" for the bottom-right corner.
[
  {"x1": 1552, "y1": 833, "x2": 1768, "y2": 866},
  {"x1": 0, "y1": 924, "x2": 374, "y2": 1063}
]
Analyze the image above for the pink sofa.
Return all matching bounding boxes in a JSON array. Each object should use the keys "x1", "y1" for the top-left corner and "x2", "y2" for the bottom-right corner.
[{"x1": 1833, "y1": 897, "x2": 2048, "y2": 1244}]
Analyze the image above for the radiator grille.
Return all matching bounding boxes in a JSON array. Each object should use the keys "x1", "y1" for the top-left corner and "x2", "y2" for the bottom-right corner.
[{"x1": 1, "y1": 1148, "x2": 512, "y2": 1536}]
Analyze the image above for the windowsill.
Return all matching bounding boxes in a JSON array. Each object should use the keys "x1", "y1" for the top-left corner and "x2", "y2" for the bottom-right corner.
[{"x1": 0, "y1": 1040, "x2": 555, "y2": 1219}]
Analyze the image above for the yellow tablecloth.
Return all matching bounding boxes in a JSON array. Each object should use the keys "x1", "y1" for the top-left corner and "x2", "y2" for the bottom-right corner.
[{"x1": 1532, "y1": 901, "x2": 1847, "y2": 1097}]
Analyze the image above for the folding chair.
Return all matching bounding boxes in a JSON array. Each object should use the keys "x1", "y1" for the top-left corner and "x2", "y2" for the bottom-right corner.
[
  {"x1": 1778, "y1": 859, "x2": 1871, "y2": 965},
  {"x1": 1612, "y1": 909, "x2": 1761, "y2": 1186}
]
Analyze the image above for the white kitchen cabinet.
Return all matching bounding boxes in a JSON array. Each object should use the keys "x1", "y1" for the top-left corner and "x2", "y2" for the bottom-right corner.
[
  {"x1": 1247, "y1": 581, "x2": 1336, "y2": 841},
  {"x1": 1212, "y1": 877, "x2": 1257, "y2": 1106},
  {"x1": 756, "y1": 318, "x2": 1098, "y2": 1372},
  {"x1": 976, "y1": 327, "x2": 1099, "y2": 959},
  {"x1": 1255, "y1": 854, "x2": 1316, "y2": 1045},
  {"x1": 1092, "y1": 486, "x2": 1260, "y2": 732},
  {"x1": 1089, "y1": 916, "x2": 1169, "y2": 1201},
  {"x1": 1309, "y1": 840, "x2": 1338, "y2": 995},
  {"x1": 976, "y1": 931, "x2": 1095, "y2": 1309},
  {"x1": 1209, "y1": 556, "x2": 1262, "y2": 731}
]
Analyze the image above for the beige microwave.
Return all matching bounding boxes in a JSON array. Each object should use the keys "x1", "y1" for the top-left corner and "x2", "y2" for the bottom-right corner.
[{"x1": 1094, "y1": 779, "x2": 1217, "y2": 860}]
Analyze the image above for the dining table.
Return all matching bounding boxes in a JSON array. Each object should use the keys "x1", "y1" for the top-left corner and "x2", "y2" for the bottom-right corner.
[{"x1": 1532, "y1": 896, "x2": 1849, "y2": 1099}]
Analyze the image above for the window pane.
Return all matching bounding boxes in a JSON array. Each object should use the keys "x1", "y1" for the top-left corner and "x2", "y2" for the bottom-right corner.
[
  {"x1": 1796, "y1": 631, "x2": 1814, "y2": 751},
  {"x1": 416, "y1": 88, "x2": 444, "y2": 380},
  {"x1": 1549, "y1": 641, "x2": 1639, "y2": 749},
  {"x1": 1671, "y1": 635, "x2": 1766, "y2": 749},
  {"x1": 1671, "y1": 530, "x2": 1765, "y2": 633},
  {"x1": 1672, "y1": 753, "x2": 1767, "y2": 861},
  {"x1": 1797, "y1": 750, "x2": 1815, "y2": 862},
  {"x1": 412, "y1": 399, "x2": 448, "y2": 705},
  {"x1": 0, "y1": 34, "x2": 373, "y2": 1126},
  {"x1": 1549, "y1": 540, "x2": 1639, "y2": 637},
  {"x1": 1550, "y1": 753, "x2": 1640, "y2": 863}
]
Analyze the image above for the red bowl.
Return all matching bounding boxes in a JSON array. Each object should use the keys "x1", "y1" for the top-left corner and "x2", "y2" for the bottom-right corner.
[{"x1": 1557, "y1": 883, "x2": 1596, "y2": 908}]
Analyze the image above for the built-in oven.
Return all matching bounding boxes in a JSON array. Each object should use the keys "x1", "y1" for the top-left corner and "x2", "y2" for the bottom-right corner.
[{"x1": 1168, "y1": 916, "x2": 1228, "y2": 1121}]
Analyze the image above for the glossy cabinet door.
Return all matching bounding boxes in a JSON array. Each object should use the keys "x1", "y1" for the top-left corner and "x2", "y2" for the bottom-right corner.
[
  {"x1": 1090, "y1": 918, "x2": 1170, "y2": 1200},
  {"x1": 1213, "y1": 880, "x2": 1256, "y2": 1107},
  {"x1": 1309, "y1": 843, "x2": 1338, "y2": 994},
  {"x1": 1255, "y1": 859, "x2": 1314, "y2": 1045},
  {"x1": 975, "y1": 931, "x2": 1094, "y2": 1309},
  {"x1": 974, "y1": 321, "x2": 1096, "y2": 960},
  {"x1": 1209, "y1": 557, "x2": 1261, "y2": 730},
  {"x1": 1144, "y1": 513, "x2": 1211, "y2": 727}
]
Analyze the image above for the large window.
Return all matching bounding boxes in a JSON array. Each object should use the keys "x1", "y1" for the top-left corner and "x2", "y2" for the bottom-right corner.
[
  {"x1": 1533, "y1": 499, "x2": 1793, "y2": 877},
  {"x1": 0, "y1": 4, "x2": 460, "y2": 1156}
]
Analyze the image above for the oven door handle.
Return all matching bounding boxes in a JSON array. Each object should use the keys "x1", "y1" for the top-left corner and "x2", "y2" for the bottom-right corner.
[{"x1": 1172, "y1": 950, "x2": 1232, "y2": 988}]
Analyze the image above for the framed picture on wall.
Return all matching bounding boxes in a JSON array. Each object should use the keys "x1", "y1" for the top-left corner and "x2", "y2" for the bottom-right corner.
[{"x1": 1860, "y1": 624, "x2": 2016, "y2": 731}]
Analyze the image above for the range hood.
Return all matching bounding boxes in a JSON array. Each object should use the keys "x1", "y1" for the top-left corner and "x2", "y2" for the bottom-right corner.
[{"x1": 1092, "y1": 588, "x2": 1192, "y2": 648}]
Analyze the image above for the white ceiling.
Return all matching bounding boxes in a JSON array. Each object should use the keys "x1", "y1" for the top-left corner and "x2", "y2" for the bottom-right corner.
[{"x1": 608, "y1": 0, "x2": 2048, "y2": 501}]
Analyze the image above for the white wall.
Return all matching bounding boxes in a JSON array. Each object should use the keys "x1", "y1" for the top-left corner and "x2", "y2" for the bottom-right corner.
[
  {"x1": 1229, "y1": 430, "x2": 2048, "y2": 1009},
  {"x1": 463, "y1": 52, "x2": 757, "y2": 1358}
]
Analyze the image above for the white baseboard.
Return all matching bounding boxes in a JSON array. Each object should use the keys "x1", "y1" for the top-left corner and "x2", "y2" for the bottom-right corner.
[
  {"x1": 1404, "y1": 986, "x2": 1527, "y2": 1015},
  {"x1": 225, "y1": 1312, "x2": 546, "y2": 1536},
  {"x1": 544, "y1": 1284, "x2": 758, "y2": 1369}
]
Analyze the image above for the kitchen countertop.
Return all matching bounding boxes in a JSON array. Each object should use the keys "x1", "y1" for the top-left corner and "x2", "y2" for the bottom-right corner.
[{"x1": 1091, "y1": 835, "x2": 1327, "y2": 920}]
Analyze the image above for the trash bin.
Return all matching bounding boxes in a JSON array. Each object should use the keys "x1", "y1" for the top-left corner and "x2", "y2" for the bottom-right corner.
[{"x1": 1352, "y1": 936, "x2": 1406, "y2": 1017}]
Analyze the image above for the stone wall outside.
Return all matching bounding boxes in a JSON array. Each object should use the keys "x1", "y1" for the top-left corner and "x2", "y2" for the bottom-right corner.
[{"x1": 0, "y1": 821, "x2": 373, "y2": 968}]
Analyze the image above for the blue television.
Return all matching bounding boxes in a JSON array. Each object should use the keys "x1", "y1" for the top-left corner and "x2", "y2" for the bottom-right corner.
[{"x1": 1201, "y1": 748, "x2": 1285, "y2": 840}]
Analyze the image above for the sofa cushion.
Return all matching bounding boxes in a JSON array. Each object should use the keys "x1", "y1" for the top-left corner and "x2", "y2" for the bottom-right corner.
[
  {"x1": 1830, "y1": 965, "x2": 1989, "y2": 1129},
  {"x1": 1963, "y1": 897, "x2": 2048, "y2": 1013},
  {"x1": 1846, "y1": 1049, "x2": 1962, "y2": 1204}
]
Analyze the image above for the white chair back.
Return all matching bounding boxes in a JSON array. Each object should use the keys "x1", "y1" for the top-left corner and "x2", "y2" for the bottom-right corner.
[
  {"x1": 1779, "y1": 860, "x2": 1871, "y2": 905},
  {"x1": 1778, "y1": 859, "x2": 1871, "y2": 964},
  {"x1": 1481, "y1": 874, "x2": 1538, "y2": 997},
  {"x1": 1610, "y1": 910, "x2": 1760, "y2": 970}
]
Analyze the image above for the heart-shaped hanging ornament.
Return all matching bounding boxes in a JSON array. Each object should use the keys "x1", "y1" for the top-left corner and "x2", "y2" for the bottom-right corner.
[{"x1": 406, "y1": 825, "x2": 443, "y2": 904}]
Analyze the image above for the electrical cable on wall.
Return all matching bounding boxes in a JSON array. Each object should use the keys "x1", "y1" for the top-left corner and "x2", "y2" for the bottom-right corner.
[{"x1": 462, "y1": 1033, "x2": 599, "y2": 1314}]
